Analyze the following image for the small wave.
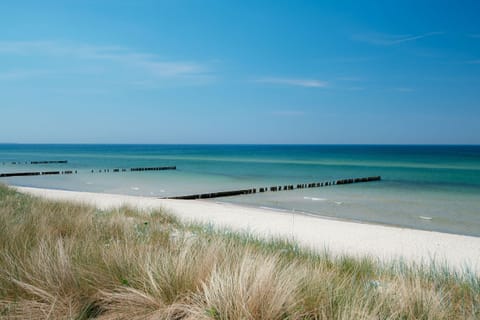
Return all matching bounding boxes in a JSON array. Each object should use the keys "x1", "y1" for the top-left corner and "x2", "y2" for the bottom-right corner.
[
  {"x1": 131, "y1": 187, "x2": 140, "y2": 191},
  {"x1": 419, "y1": 216, "x2": 433, "y2": 220},
  {"x1": 259, "y1": 206, "x2": 289, "y2": 212},
  {"x1": 334, "y1": 201, "x2": 343, "y2": 205},
  {"x1": 303, "y1": 196, "x2": 327, "y2": 201},
  {"x1": 85, "y1": 182, "x2": 93, "y2": 185}
]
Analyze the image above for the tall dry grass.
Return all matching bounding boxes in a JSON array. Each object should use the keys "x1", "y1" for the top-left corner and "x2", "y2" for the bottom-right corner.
[{"x1": 0, "y1": 184, "x2": 478, "y2": 319}]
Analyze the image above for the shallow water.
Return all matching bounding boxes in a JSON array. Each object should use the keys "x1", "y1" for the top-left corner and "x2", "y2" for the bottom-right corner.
[{"x1": 1, "y1": 144, "x2": 479, "y2": 236}]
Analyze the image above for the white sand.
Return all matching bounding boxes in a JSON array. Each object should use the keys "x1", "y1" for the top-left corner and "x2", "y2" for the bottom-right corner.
[{"x1": 16, "y1": 186, "x2": 480, "y2": 274}]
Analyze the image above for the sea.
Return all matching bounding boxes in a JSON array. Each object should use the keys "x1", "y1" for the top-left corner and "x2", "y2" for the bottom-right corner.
[{"x1": 1, "y1": 144, "x2": 479, "y2": 237}]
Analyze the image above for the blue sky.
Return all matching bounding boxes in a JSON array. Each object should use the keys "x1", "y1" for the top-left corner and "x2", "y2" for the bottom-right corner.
[{"x1": 1, "y1": 0, "x2": 479, "y2": 144}]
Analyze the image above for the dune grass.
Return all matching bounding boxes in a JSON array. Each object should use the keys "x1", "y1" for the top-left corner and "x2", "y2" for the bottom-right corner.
[{"x1": 0, "y1": 185, "x2": 479, "y2": 319}]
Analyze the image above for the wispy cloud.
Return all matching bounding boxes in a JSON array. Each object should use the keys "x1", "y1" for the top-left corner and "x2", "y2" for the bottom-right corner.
[
  {"x1": 255, "y1": 77, "x2": 328, "y2": 88},
  {"x1": 0, "y1": 69, "x2": 53, "y2": 80},
  {"x1": 468, "y1": 34, "x2": 480, "y2": 39},
  {"x1": 0, "y1": 40, "x2": 210, "y2": 80},
  {"x1": 466, "y1": 59, "x2": 480, "y2": 64},
  {"x1": 0, "y1": 41, "x2": 124, "y2": 59},
  {"x1": 353, "y1": 32, "x2": 443, "y2": 46}
]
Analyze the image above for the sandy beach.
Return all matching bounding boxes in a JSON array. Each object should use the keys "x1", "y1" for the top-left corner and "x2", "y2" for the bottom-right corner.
[{"x1": 16, "y1": 186, "x2": 480, "y2": 274}]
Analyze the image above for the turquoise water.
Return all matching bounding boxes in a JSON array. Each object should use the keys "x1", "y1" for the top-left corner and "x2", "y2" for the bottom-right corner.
[{"x1": 1, "y1": 144, "x2": 479, "y2": 236}]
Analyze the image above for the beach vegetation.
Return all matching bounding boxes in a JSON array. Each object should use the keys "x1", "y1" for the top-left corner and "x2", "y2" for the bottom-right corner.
[{"x1": 0, "y1": 184, "x2": 478, "y2": 319}]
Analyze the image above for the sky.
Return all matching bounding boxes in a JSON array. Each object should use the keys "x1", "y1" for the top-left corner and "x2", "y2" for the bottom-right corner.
[{"x1": 1, "y1": 0, "x2": 479, "y2": 144}]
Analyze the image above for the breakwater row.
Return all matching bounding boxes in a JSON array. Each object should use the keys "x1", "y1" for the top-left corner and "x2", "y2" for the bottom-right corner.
[
  {"x1": 167, "y1": 176, "x2": 381, "y2": 200},
  {"x1": 0, "y1": 166, "x2": 176, "y2": 178},
  {"x1": 0, "y1": 170, "x2": 76, "y2": 178},
  {"x1": 91, "y1": 166, "x2": 176, "y2": 173},
  {"x1": 2, "y1": 160, "x2": 68, "y2": 165}
]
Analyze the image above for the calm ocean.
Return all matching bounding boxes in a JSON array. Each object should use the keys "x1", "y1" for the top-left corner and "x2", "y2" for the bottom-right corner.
[{"x1": 1, "y1": 144, "x2": 479, "y2": 236}]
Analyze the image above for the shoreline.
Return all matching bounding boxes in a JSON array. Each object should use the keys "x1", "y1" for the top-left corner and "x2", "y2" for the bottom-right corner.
[
  {"x1": 15, "y1": 186, "x2": 480, "y2": 274},
  {"x1": 12, "y1": 182, "x2": 480, "y2": 238},
  {"x1": 214, "y1": 199, "x2": 480, "y2": 238}
]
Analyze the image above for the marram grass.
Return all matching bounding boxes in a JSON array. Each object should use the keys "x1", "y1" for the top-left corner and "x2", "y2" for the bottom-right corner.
[{"x1": 0, "y1": 185, "x2": 478, "y2": 319}]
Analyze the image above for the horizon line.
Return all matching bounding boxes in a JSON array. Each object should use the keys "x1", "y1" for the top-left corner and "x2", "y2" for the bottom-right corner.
[{"x1": 1, "y1": 143, "x2": 479, "y2": 146}]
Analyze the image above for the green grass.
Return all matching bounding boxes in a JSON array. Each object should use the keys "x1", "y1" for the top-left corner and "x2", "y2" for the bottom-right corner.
[{"x1": 0, "y1": 184, "x2": 478, "y2": 319}]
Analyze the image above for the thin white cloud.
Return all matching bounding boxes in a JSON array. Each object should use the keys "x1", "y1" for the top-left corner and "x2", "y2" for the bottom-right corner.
[
  {"x1": 0, "y1": 69, "x2": 53, "y2": 80},
  {"x1": 255, "y1": 77, "x2": 328, "y2": 88},
  {"x1": 0, "y1": 40, "x2": 209, "y2": 79},
  {"x1": 0, "y1": 41, "x2": 123, "y2": 59},
  {"x1": 138, "y1": 60, "x2": 206, "y2": 77},
  {"x1": 353, "y1": 32, "x2": 443, "y2": 46},
  {"x1": 467, "y1": 59, "x2": 480, "y2": 64}
]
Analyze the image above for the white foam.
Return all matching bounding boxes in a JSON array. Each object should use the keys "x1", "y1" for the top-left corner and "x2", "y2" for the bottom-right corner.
[
  {"x1": 259, "y1": 206, "x2": 289, "y2": 212},
  {"x1": 334, "y1": 201, "x2": 343, "y2": 205},
  {"x1": 419, "y1": 216, "x2": 433, "y2": 220},
  {"x1": 303, "y1": 196, "x2": 327, "y2": 201},
  {"x1": 131, "y1": 187, "x2": 140, "y2": 191}
]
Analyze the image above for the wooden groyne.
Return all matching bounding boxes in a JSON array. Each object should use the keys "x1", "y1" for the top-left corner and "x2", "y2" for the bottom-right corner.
[
  {"x1": 0, "y1": 166, "x2": 176, "y2": 178},
  {"x1": 169, "y1": 188, "x2": 257, "y2": 200},
  {"x1": 2, "y1": 160, "x2": 68, "y2": 165},
  {"x1": 167, "y1": 176, "x2": 381, "y2": 200},
  {"x1": 130, "y1": 166, "x2": 176, "y2": 172},
  {"x1": 30, "y1": 160, "x2": 68, "y2": 164},
  {"x1": 0, "y1": 170, "x2": 77, "y2": 178},
  {"x1": 92, "y1": 166, "x2": 176, "y2": 173}
]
